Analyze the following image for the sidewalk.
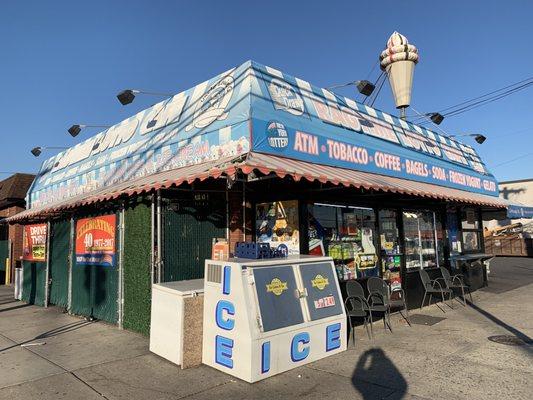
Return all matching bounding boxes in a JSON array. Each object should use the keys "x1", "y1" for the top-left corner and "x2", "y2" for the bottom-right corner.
[{"x1": 1, "y1": 257, "x2": 532, "y2": 400}]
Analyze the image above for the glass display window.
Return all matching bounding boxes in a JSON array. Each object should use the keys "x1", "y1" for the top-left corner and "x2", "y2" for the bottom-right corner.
[
  {"x1": 308, "y1": 204, "x2": 378, "y2": 281},
  {"x1": 460, "y1": 207, "x2": 482, "y2": 253},
  {"x1": 256, "y1": 201, "x2": 300, "y2": 255},
  {"x1": 402, "y1": 210, "x2": 439, "y2": 269},
  {"x1": 446, "y1": 209, "x2": 461, "y2": 255},
  {"x1": 378, "y1": 209, "x2": 402, "y2": 290}
]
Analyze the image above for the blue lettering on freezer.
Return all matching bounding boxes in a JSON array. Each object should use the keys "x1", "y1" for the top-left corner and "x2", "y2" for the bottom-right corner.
[
  {"x1": 291, "y1": 332, "x2": 310, "y2": 362},
  {"x1": 215, "y1": 335, "x2": 234, "y2": 369}
]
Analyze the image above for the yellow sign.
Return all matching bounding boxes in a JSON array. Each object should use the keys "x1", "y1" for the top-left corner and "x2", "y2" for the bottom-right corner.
[
  {"x1": 311, "y1": 274, "x2": 329, "y2": 290},
  {"x1": 266, "y1": 278, "x2": 288, "y2": 296}
]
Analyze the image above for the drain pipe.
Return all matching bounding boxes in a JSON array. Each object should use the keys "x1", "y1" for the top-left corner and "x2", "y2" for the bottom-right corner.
[
  {"x1": 242, "y1": 181, "x2": 246, "y2": 241},
  {"x1": 156, "y1": 189, "x2": 162, "y2": 283},
  {"x1": 117, "y1": 207, "x2": 125, "y2": 329},
  {"x1": 44, "y1": 221, "x2": 51, "y2": 308},
  {"x1": 67, "y1": 217, "x2": 74, "y2": 313}
]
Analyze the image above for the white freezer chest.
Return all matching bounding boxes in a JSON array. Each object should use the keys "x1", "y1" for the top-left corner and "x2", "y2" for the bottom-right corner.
[
  {"x1": 202, "y1": 256, "x2": 347, "y2": 383},
  {"x1": 150, "y1": 279, "x2": 204, "y2": 367}
]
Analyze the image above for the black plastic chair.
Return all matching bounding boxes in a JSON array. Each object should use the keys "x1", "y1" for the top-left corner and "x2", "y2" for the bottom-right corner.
[
  {"x1": 345, "y1": 280, "x2": 373, "y2": 346},
  {"x1": 439, "y1": 267, "x2": 473, "y2": 306},
  {"x1": 419, "y1": 269, "x2": 453, "y2": 313},
  {"x1": 367, "y1": 277, "x2": 411, "y2": 330}
]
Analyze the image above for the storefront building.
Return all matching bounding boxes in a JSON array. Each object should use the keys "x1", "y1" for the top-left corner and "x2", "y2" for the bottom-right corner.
[{"x1": 8, "y1": 61, "x2": 508, "y2": 333}]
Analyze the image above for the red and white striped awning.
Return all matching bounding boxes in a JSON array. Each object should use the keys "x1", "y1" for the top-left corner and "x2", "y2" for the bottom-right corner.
[{"x1": 6, "y1": 152, "x2": 507, "y2": 222}]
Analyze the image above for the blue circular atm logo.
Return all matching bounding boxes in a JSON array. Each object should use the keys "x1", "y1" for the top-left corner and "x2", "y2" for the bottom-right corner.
[{"x1": 266, "y1": 121, "x2": 289, "y2": 149}]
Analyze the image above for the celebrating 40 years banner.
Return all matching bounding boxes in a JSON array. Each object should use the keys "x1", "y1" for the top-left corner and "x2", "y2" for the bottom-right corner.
[
  {"x1": 75, "y1": 215, "x2": 116, "y2": 267},
  {"x1": 22, "y1": 224, "x2": 47, "y2": 261}
]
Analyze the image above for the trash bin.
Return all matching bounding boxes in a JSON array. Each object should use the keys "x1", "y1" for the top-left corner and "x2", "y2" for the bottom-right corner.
[{"x1": 149, "y1": 279, "x2": 204, "y2": 368}]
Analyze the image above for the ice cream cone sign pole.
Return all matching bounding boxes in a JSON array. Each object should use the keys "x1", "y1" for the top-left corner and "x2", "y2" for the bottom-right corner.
[{"x1": 380, "y1": 31, "x2": 419, "y2": 119}]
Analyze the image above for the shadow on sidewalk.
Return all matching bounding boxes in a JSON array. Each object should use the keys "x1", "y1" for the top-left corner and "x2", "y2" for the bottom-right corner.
[
  {"x1": 0, "y1": 320, "x2": 94, "y2": 352},
  {"x1": 352, "y1": 348, "x2": 407, "y2": 400},
  {"x1": 466, "y1": 299, "x2": 533, "y2": 356}
]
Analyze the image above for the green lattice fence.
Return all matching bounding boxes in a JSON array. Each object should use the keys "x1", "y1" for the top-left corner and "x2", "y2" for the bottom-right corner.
[
  {"x1": 49, "y1": 220, "x2": 70, "y2": 308},
  {"x1": 21, "y1": 260, "x2": 46, "y2": 305},
  {"x1": 123, "y1": 202, "x2": 152, "y2": 335}
]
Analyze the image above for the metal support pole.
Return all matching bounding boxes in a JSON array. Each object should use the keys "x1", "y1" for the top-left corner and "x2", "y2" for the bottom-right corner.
[
  {"x1": 44, "y1": 221, "x2": 51, "y2": 307},
  {"x1": 242, "y1": 182, "x2": 246, "y2": 241},
  {"x1": 117, "y1": 208, "x2": 125, "y2": 329},
  {"x1": 151, "y1": 194, "x2": 155, "y2": 284},
  {"x1": 67, "y1": 217, "x2": 74, "y2": 313},
  {"x1": 156, "y1": 189, "x2": 162, "y2": 283},
  {"x1": 7, "y1": 238, "x2": 12, "y2": 285},
  {"x1": 225, "y1": 184, "x2": 230, "y2": 242}
]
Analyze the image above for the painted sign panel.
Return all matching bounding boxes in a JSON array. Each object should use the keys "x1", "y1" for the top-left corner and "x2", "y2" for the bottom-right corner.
[
  {"x1": 29, "y1": 62, "x2": 255, "y2": 209},
  {"x1": 507, "y1": 204, "x2": 533, "y2": 219},
  {"x1": 22, "y1": 224, "x2": 47, "y2": 261},
  {"x1": 250, "y1": 62, "x2": 499, "y2": 197},
  {"x1": 75, "y1": 215, "x2": 116, "y2": 266}
]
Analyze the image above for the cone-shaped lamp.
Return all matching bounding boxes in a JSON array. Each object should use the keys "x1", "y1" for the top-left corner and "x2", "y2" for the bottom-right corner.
[{"x1": 380, "y1": 32, "x2": 419, "y2": 111}]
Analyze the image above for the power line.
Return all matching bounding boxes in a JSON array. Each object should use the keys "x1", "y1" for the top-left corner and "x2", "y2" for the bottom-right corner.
[
  {"x1": 492, "y1": 152, "x2": 533, "y2": 167},
  {"x1": 367, "y1": 71, "x2": 386, "y2": 107},
  {"x1": 412, "y1": 76, "x2": 533, "y2": 123}
]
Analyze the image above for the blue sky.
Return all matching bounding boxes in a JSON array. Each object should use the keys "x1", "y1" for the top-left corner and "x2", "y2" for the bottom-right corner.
[{"x1": 1, "y1": 0, "x2": 531, "y2": 182}]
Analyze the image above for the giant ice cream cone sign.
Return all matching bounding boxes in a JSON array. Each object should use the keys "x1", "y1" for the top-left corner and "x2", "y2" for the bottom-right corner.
[{"x1": 380, "y1": 31, "x2": 419, "y2": 109}]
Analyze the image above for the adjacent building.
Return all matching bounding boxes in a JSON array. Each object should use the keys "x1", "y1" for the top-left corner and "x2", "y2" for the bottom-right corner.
[{"x1": 0, "y1": 173, "x2": 35, "y2": 284}]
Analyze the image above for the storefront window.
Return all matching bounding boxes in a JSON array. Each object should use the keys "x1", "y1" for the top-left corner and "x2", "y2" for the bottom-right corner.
[
  {"x1": 378, "y1": 209, "x2": 402, "y2": 290},
  {"x1": 402, "y1": 211, "x2": 439, "y2": 269},
  {"x1": 308, "y1": 204, "x2": 378, "y2": 280},
  {"x1": 446, "y1": 210, "x2": 461, "y2": 255},
  {"x1": 460, "y1": 208, "x2": 482, "y2": 253},
  {"x1": 435, "y1": 213, "x2": 445, "y2": 267},
  {"x1": 256, "y1": 200, "x2": 300, "y2": 255}
]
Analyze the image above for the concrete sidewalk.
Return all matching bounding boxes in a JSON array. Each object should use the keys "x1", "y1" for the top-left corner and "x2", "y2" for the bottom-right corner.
[{"x1": 1, "y1": 257, "x2": 532, "y2": 400}]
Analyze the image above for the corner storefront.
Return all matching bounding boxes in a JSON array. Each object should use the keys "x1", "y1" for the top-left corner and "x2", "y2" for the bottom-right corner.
[{"x1": 8, "y1": 60, "x2": 507, "y2": 333}]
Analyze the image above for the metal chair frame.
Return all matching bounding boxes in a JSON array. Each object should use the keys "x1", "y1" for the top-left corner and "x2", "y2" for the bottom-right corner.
[
  {"x1": 345, "y1": 281, "x2": 373, "y2": 346},
  {"x1": 367, "y1": 277, "x2": 411, "y2": 332},
  {"x1": 439, "y1": 267, "x2": 473, "y2": 306},
  {"x1": 419, "y1": 269, "x2": 453, "y2": 313}
]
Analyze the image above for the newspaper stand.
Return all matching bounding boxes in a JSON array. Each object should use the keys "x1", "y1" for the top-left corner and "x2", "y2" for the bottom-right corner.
[{"x1": 202, "y1": 255, "x2": 346, "y2": 383}]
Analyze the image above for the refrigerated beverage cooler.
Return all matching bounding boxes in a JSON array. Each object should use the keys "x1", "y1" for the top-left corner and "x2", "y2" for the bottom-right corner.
[{"x1": 202, "y1": 256, "x2": 346, "y2": 383}]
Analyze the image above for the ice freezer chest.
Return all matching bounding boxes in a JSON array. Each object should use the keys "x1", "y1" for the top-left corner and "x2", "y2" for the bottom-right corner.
[
  {"x1": 202, "y1": 256, "x2": 347, "y2": 383},
  {"x1": 150, "y1": 279, "x2": 204, "y2": 368}
]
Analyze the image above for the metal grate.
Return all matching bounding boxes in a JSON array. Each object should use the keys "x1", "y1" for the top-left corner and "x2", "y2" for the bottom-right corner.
[
  {"x1": 206, "y1": 264, "x2": 222, "y2": 284},
  {"x1": 408, "y1": 314, "x2": 446, "y2": 326}
]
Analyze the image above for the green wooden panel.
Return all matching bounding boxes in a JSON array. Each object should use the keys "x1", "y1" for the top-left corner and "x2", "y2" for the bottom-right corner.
[
  {"x1": 49, "y1": 220, "x2": 70, "y2": 308},
  {"x1": 71, "y1": 264, "x2": 118, "y2": 323},
  {"x1": 0, "y1": 240, "x2": 8, "y2": 272},
  {"x1": 163, "y1": 195, "x2": 226, "y2": 282},
  {"x1": 123, "y1": 202, "x2": 152, "y2": 336},
  {"x1": 70, "y1": 214, "x2": 118, "y2": 323},
  {"x1": 21, "y1": 261, "x2": 46, "y2": 306}
]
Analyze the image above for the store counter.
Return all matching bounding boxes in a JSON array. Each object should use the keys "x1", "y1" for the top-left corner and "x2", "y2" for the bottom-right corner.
[{"x1": 202, "y1": 256, "x2": 346, "y2": 383}]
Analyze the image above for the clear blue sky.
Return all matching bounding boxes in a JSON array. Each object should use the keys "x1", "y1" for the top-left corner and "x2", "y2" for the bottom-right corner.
[{"x1": 1, "y1": 0, "x2": 531, "y2": 182}]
